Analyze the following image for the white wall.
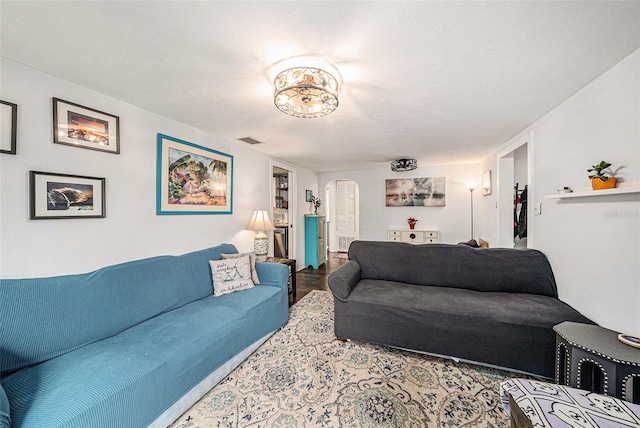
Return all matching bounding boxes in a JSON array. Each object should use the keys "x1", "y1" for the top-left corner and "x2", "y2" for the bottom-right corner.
[
  {"x1": 318, "y1": 163, "x2": 480, "y2": 245},
  {"x1": 513, "y1": 145, "x2": 528, "y2": 189},
  {"x1": 478, "y1": 49, "x2": 640, "y2": 337},
  {"x1": 0, "y1": 58, "x2": 315, "y2": 277}
]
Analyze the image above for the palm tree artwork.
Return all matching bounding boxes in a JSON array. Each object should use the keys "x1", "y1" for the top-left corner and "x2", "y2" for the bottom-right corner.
[{"x1": 167, "y1": 148, "x2": 228, "y2": 206}]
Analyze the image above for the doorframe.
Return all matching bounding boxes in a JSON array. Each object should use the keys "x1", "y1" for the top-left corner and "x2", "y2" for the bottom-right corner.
[
  {"x1": 270, "y1": 159, "x2": 297, "y2": 260},
  {"x1": 496, "y1": 131, "x2": 534, "y2": 248},
  {"x1": 324, "y1": 179, "x2": 360, "y2": 252}
]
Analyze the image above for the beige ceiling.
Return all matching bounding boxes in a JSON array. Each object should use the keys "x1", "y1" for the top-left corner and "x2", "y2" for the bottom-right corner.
[{"x1": 2, "y1": 1, "x2": 639, "y2": 172}]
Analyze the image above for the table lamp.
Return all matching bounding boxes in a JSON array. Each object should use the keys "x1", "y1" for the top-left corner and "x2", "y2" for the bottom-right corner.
[{"x1": 245, "y1": 209, "x2": 276, "y2": 261}]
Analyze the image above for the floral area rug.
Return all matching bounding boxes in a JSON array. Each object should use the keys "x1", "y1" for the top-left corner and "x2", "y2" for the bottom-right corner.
[{"x1": 170, "y1": 290, "x2": 516, "y2": 427}]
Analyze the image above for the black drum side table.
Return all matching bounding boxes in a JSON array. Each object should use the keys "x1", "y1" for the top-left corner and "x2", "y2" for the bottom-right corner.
[
  {"x1": 265, "y1": 257, "x2": 296, "y2": 301},
  {"x1": 554, "y1": 321, "x2": 640, "y2": 403}
]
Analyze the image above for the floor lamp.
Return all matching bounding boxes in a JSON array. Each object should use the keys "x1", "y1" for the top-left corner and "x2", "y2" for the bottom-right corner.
[
  {"x1": 245, "y1": 209, "x2": 275, "y2": 261},
  {"x1": 467, "y1": 183, "x2": 477, "y2": 240}
]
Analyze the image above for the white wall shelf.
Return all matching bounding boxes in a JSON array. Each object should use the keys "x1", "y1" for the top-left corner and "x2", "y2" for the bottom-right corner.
[{"x1": 544, "y1": 182, "x2": 640, "y2": 199}]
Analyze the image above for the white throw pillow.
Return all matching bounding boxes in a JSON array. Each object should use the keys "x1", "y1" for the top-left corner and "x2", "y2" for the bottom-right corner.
[
  {"x1": 209, "y1": 255, "x2": 255, "y2": 296},
  {"x1": 221, "y1": 252, "x2": 260, "y2": 284}
]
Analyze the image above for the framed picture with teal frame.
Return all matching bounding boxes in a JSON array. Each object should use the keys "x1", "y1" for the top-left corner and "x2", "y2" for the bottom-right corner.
[{"x1": 156, "y1": 134, "x2": 233, "y2": 215}]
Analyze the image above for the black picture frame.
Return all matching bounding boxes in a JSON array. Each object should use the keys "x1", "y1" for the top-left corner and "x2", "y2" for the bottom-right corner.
[
  {"x1": 305, "y1": 190, "x2": 313, "y2": 202},
  {"x1": 53, "y1": 98, "x2": 120, "y2": 154},
  {"x1": 30, "y1": 171, "x2": 106, "y2": 219},
  {"x1": 0, "y1": 100, "x2": 17, "y2": 155}
]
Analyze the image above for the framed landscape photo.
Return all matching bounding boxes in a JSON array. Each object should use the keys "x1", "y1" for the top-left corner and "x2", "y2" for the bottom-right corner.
[
  {"x1": 157, "y1": 134, "x2": 233, "y2": 215},
  {"x1": 385, "y1": 177, "x2": 446, "y2": 207},
  {"x1": 53, "y1": 98, "x2": 120, "y2": 154},
  {"x1": 1, "y1": 100, "x2": 17, "y2": 154},
  {"x1": 30, "y1": 171, "x2": 106, "y2": 219}
]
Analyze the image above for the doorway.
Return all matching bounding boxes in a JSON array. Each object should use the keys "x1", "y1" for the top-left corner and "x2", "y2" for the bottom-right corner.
[
  {"x1": 497, "y1": 132, "x2": 533, "y2": 248},
  {"x1": 271, "y1": 162, "x2": 296, "y2": 259},
  {"x1": 325, "y1": 180, "x2": 359, "y2": 252}
]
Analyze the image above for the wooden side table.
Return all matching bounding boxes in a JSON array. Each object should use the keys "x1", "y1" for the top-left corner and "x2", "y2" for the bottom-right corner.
[
  {"x1": 507, "y1": 394, "x2": 533, "y2": 428},
  {"x1": 554, "y1": 321, "x2": 640, "y2": 402},
  {"x1": 265, "y1": 257, "x2": 296, "y2": 301}
]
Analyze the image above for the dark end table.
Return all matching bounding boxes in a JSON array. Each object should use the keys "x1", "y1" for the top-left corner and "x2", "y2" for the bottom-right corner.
[
  {"x1": 265, "y1": 257, "x2": 296, "y2": 302},
  {"x1": 554, "y1": 321, "x2": 640, "y2": 402}
]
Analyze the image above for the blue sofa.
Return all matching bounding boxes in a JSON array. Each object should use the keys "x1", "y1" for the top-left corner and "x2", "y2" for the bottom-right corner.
[{"x1": 0, "y1": 244, "x2": 289, "y2": 428}]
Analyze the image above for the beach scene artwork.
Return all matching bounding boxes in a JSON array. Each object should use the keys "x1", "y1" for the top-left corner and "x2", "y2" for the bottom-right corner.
[
  {"x1": 157, "y1": 134, "x2": 233, "y2": 215},
  {"x1": 66, "y1": 111, "x2": 109, "y2": 146},
  {"x1": 30, "y1": 171, "x2": 105, "y2": 219},
  {"x1": 53, "y1": 98, "x2": 120, "y2": 154},
  {"x1": 386, "y1": 177, "x2": 446, "y2": 207},
  {"x1": 167, "y1": 147, "x2": 228, "y2": 206},
  {"x1": 46, "y1": 181, "x2": 94, "y2": 211}
]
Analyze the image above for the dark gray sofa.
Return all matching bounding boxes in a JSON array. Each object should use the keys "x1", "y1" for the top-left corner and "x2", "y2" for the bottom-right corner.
[{"x1": 327, "y1": 240, "x2": 594, "y2": 378}]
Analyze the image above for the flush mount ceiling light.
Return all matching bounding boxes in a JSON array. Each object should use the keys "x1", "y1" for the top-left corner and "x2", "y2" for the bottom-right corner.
[
  {"x1": 274, "y1": 67, "x2": 339, "y2": 118},
  {"x1": 391, "y1": 158, "x2": 418, "y2": 172}
]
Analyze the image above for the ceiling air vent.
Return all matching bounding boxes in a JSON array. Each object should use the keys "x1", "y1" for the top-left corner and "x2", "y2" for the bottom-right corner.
[{"x1": 238, "y1": 137, "x2": 264, "y2": 145}]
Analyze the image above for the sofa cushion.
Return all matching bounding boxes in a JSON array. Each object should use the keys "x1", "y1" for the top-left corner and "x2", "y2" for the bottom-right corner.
[
  {"x1": 221, "y1": 252, "x2": 260, "y2": 284},
  {"x1": 1, "y1": 283, "x2": 288, "y2": 428},
  {"x1": 0, "y1": 244, "x2": 238, "y2": 377},
  {"x1": 348, "y1": 241, "x2": 558, "y2": 297},
  {"x1": 210, "y1": 255, "x2": 255, "y2": 296},
  {"x1": 0, "y1": 382, "x2": 9, "y2": 428},
  {"x1": 334, "y1": 279, "x2": 592, "y2": 377}
]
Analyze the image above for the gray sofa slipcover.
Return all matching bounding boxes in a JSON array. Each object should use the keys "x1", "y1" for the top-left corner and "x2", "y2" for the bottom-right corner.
[{"x1": 328, "y1": 240, "x2": 594, "y2": 378}]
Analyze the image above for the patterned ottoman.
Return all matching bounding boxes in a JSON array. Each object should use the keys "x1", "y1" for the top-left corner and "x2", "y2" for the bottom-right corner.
[{"x1": 500, "y1": 378, "x2": 640, "y2": 427}]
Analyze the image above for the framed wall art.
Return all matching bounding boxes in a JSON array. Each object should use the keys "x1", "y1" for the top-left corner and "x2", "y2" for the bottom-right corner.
[
  {"x1": 53, "y1": 97, "x2": 120, "y2": 154},
  {"x1": 305, "y1": 190, "x2": 313, "y2": 202},
  {"x1": 385, "y1": 177, "x2": 446, "y2": 207},
  {"x1": 30, "y1": 171, "x2": 106, "y2": 219},
  {"x1": 157, "y1": 134, "x2": 233, "y2": 215},
  {"x1": 1, "y1": 100, "x2": 17, "y2": 154},
  {"x1": 482, "y1": 170, "x2": 492, "y2": 196}
]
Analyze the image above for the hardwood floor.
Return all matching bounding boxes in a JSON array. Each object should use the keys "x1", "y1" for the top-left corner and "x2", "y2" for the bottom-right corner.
[{"x1": 292, "y1": 252, "x2": 348, "y2": 305}]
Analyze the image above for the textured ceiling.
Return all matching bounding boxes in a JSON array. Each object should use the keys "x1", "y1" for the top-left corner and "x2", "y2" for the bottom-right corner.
[{"x1": 1, "y1": 1, "x2": 639, "y2": 172}]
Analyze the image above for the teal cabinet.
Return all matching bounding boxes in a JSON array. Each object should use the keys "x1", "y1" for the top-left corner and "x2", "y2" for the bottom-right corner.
[{"x1": 305, "y1": 215, "x2": 326, "y2": 269}]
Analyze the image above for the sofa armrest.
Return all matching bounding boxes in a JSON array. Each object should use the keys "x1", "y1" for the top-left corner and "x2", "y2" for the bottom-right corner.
[
  {"x1": 0, "y1": 381, "x2": 10, "y2": 428},
  {"x1": 328, "y1": 260, "x2": 362, "y2": 301},
  {"x1": 255, "y1": 262, "x2": 289, "y2": 291}
]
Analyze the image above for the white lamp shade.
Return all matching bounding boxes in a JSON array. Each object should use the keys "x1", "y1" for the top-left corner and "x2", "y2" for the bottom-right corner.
[
  {"x1": 245, "y1": 209, "x2": 276, "y2": 233},
  {"x1": 246, "y1": 209, "x2": 275, "y2": 260}
]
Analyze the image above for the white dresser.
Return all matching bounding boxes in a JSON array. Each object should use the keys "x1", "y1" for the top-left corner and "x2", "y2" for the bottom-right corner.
[{"x1": 388, "y1": 229, "x2": 439, "y2": 244}]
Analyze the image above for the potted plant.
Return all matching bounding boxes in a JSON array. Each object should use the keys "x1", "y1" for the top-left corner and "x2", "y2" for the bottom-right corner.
[
  {"x1": 310, "y1": 195, "x2": 322, "y2": 215},
  {"x1": 587, "y1": 161, "x2": 617, "y2": 190},
  {"x1": 407, "y1": 217, "x2": 418, "y2": 230}
]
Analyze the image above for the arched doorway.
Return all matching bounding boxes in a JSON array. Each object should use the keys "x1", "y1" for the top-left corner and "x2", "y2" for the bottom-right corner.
[{"x1": 325, "y1": 179, "x2": 360, "y2": 252}]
